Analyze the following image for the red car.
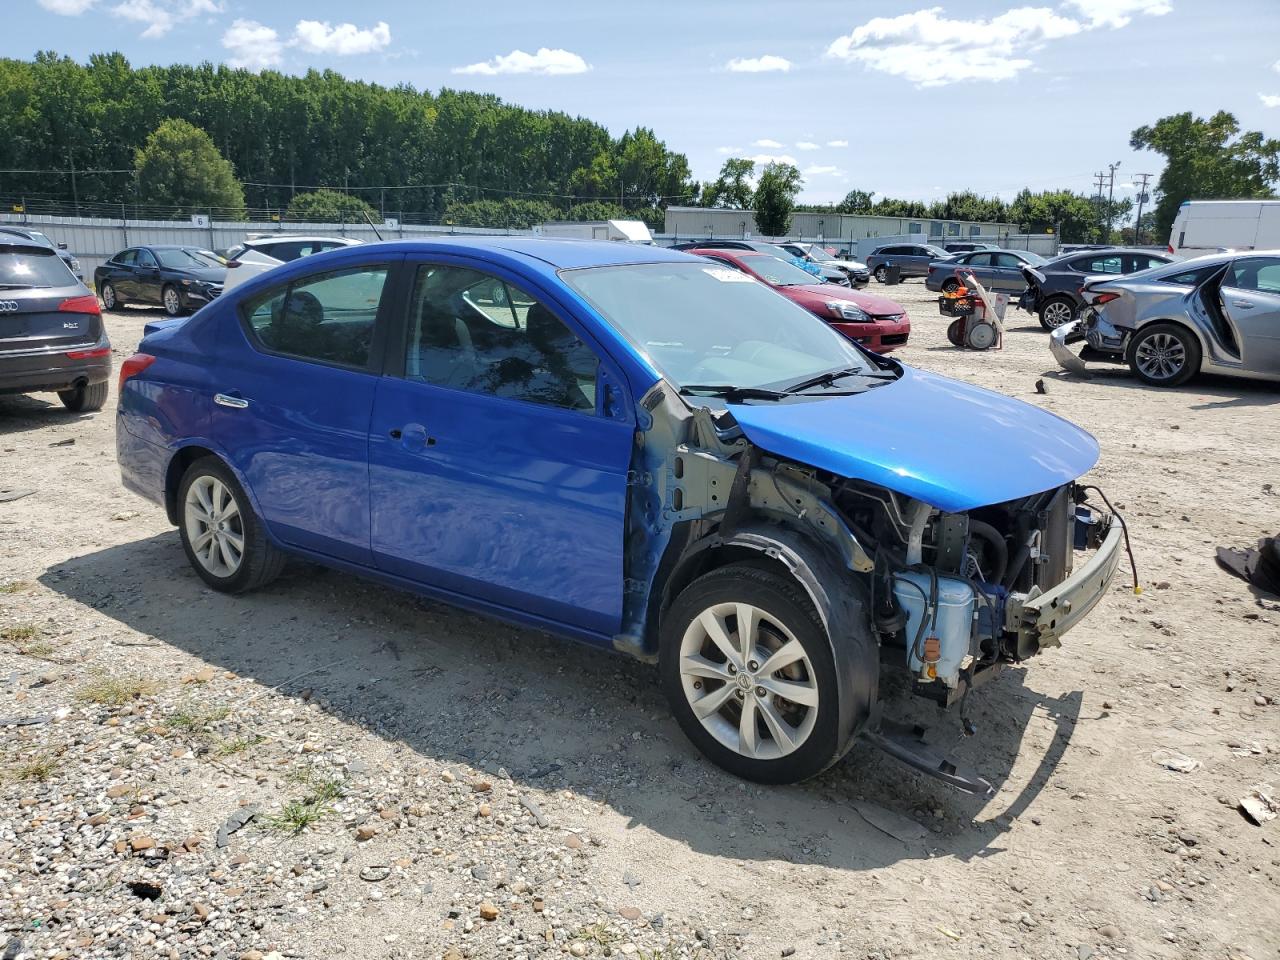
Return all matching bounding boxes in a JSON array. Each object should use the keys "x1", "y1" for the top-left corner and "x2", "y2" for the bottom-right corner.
[{"x1": 687, "y1": 248, "x2": 911, "y2": 353}]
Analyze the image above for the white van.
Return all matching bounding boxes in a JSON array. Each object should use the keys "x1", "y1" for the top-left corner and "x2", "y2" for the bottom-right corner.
[
  {"x1": 533, "y1": 220, "x2": 654, "y2": 244},
  {"x1": 1168, "y1": 200, "x2": 1280, "y2": 257}
]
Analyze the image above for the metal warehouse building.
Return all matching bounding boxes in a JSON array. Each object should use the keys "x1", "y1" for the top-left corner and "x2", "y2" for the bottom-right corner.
[{"x1": 663, "y1": 206, "x2": 1019, "y2": 245}]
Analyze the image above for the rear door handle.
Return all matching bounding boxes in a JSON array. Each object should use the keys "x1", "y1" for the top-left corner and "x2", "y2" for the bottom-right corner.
[{"x1": 214, "y1": 393, "x2": 250, "y2": 409}]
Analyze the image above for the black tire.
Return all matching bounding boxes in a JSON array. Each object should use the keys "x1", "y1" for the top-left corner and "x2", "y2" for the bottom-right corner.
[
  {"x1": 1125, "y1": 322, "x2": 1201, "y2": 387},
  {"x1": 58, "y1": 380, "x2": 109, "y2": 412},
  {"x1": 941, "y1": 278, "x2": 961, "y2": 294},
  {"x1": 162, "y1": 284, "x2": 184, "y2": 317},
  {"x1": 946, "y1": 319, "x2": 964, "y2": 347},
  {"x1": 873, "y1": 265, "x2": 888, "y2": 283},
  {"x1": 177, "y1": 457, "x2": 285, "y2": 593},
  {"x1": 659, "y1": 563, "x2": 843, "y2": 785},
  {"x1": 1038, "y1": 296, "x2": 1077, "y2": 331},
  {"x1": 100, "y1": 282, "x2": 121, "y2": 311}
]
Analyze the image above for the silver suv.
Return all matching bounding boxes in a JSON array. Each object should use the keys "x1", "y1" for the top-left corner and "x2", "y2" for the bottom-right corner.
[{"x1": 865, "y1": 242, "x2": 949, "y2": 283}]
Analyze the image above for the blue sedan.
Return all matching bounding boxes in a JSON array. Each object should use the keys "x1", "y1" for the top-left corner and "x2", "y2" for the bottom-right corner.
[{"x1": 116, "y1": 238, "x2": 1124, "y2": 789}]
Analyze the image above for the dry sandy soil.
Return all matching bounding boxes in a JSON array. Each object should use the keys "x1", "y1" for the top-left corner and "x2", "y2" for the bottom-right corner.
[{"x1": 1, "y1": 281, "x2": 1278, "y2": 960}]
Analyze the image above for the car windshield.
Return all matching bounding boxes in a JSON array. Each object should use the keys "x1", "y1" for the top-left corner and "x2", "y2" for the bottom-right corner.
[
  {"x1": 0, "y1": 245, "x2": 74, "y2": 288},
  {"x1": 739, "y1": 255, "x2": 821, "y2": 287},
  {"x1": 155, "y1": 248, "x2": 216, "y2": 269},
  {"x1": 561, "y1": 261, "x2": 875, "y2": 391},
  {"x1": 803, "y1": 246, "x2": 839, "y2": 263}
]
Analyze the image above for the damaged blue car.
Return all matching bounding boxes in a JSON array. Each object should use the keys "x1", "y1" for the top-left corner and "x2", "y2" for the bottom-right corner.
[{"x1": 117, "y1": 239, "x2": 1126, "y2": 790}]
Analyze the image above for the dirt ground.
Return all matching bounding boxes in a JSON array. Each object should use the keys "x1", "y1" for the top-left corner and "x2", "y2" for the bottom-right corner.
[{"x1": 2, "y1": 281, "x2": 1278, "y2": 960}]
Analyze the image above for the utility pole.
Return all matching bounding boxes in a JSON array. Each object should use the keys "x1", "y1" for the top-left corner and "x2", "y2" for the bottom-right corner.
[
  {"x1": 1133, "y1": 172, "x2": 1153, "y2": 244},
  {"x1": 1105, "y1": 161, "x2": 1121, "y2": 243},
  {"x1": 1093, "y1": 171, "x2": 1108, "y2": 242},
  {"x1": 68, "y1": 151, "x2": 80, "y2": 217}
]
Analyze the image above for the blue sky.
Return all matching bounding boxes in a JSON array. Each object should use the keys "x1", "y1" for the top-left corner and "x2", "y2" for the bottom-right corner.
[{"x1": 9, "y1": 0, "x2": 1280, "y2": 208}]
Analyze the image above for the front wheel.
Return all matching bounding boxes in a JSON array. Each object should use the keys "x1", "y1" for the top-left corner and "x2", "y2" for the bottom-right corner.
[
  {"x1": 873, "y1": 265, "x2": 888, "y2": 283},
  {"x1": 660, "y1": 564, "x2": 843, "y2": 784},
  {"x1": 178, "y1": 458, "x2": 285, "y2": 593},
  {"x1": 1126, "y1": 322, "x2": 1200, "y2": 387},
  {"x1": 1038, "y1": 296, "x2": 1076, "y2": 331},
  {"x1": 162, "y1": 285, "x2": 184, "y2": 317}
]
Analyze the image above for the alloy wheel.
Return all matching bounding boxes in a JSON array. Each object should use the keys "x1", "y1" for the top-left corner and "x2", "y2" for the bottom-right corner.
[
  {"x1": 678, "y1": 602, "x2": 819, "y2": 761},
  {"x1": 1134, "y1": 332, "x2": 1186, "y2": 381},
  {"x1": 102, "y1": 284, "x2": 116, "y2": 310},
  {"x1": 184, "y1": 475, "x2": 244, "y2": 578},
  {"x1": 164, "y1": 287, "x2": 180, "y2": 315},
  {"x1": 1041, "y1": 300, "x2": 1074, "y2": 329}
]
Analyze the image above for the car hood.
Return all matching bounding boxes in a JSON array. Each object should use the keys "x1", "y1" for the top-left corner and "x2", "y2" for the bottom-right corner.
[
  {"x1": 825, "y1": 258, "x2": 868, "y2": 271},
  {"x1": 728, "y1": 365, "x2": 1098, "y2": 512},
  {"x1": 793, "y1": 284, "x2": 906, "y2": 315}
]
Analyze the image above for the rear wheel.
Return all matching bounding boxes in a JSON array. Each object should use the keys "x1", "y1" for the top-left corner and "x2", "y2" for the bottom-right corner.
[
  {"x1": 660, "y1": 564, "x2": 843, "y2": 784},
  {"x1": 58, "y1": 381, "x2": 108, "y2": 412},
  {"x1": 178, "y1": 457, "x2": 285, "y2": 593},
  {"x1": 100, "y1": 282, "x2": 121, "y2": 311},
  {"x1": 1038, "y1": 296, "x2": 1076, "y2": 331},
  {"x1": 1126, "y1": 322, "x2": 1200, "y2": 387}
]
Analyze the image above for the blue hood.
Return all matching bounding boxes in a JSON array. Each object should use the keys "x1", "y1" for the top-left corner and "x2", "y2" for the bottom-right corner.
[{"x1": 728, "y1": 365, "x2": 1099, "y2": 512}]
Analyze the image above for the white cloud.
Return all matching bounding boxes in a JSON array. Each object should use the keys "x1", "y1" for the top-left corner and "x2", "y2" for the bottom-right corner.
[
  {"x1": 1273, "y1": 59, "x2": 1280, "y2": 73},
  {"x1": 715, "y1": 146, "x2": 744, "y2": 154},
  {"x1": 751, "y1": 153, "x2": 799, "y2": 168},
  {"x1": 726, "y1": 55, "x2": 792, "y2": 73},
  {"x1": 826, "y1": 139, "x2": 849, "y2": 147},
  {"x1": 796, "y1": 141, "x2": 820, "y2": 151},
  {"x1": 222, "y1": 18, "x2": 283, "y2": 69},
  {"x1": 38, "y1": 0, "x2": 96, "y2": 13},
  {"x1": 292, "y1": 20, "x2": 391, "y2": 56},
  {"x1": 1063, "y1": 0, "x2": 1171, "y2": 28},
  {"x1": 826, "y1": 3, "x2": 1168, "y2": 88},
  {"x1": 804, "y1": 165, "x2": 841, "y2": 176},
  {"x1": 1261, "y1": 93, "x2": 1280, "y2": 108},
  {"x1": 753, "y1": 138, "x2": 784, "y2": 148},
  {"x1": 452, "y1": 48, "x2": 590, "y2": 76},
  {"x1": 111, "y1": 0, "x2": 222, "y2": 38}
]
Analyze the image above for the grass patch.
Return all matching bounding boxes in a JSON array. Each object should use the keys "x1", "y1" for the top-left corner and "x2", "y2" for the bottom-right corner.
[
  {"x1": 76, "y1": 673, "x2": 157, "y2": 707},
  {"x1": 573, "y1": 924, "x2": 623, "y2": 948},
  {"x1": 1, "y1": 623, "x2": 40, "y2": 643},
  {"x1": 12, "y1": 752, "x2": 59, "y2": 782},
  {"x1": 166, "y1": 704, "x2": 230, "y2": 734},
  {"x1": 213, "y1": 734, "x2": 264, "y2": 757},
  {"x1": 17, "y1": 640, "x2": 56, "y2": 660},
  {"x1": 0, "y1": 581, "x2": 32, "y2": 595},
  {"x1": 263, "y1": 772, "x2": 345, "y2": 836}
]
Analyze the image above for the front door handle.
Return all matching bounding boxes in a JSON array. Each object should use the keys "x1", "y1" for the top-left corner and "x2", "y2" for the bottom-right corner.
[
  {"x1": 214, "y1": 393, "x2": 250, "y2": 409},
  {"x1": 397, "y1": 422, "x2": 436, "y2": 450},
  {"x1": 1231, "y1": 300, "x2": 1254, "y2": 309}
]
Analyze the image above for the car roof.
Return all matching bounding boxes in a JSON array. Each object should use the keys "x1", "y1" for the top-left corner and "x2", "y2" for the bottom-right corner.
[
  {"x1": 405, "y1": 237, "x2": 692, "y2": 269},
  {"x1": 246, "y1": 235, "x2": 360, "y2": 245}
]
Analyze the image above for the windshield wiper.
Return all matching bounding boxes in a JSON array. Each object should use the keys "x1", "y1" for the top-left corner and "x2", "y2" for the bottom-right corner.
[
  {"x1": 0, "y1": 283, "x2": 47, "y2": 290},
  {"x1": 782, "y1": 367, "x2": 870, "y2": 393},
  {"x1": 679, "y1": 384, "x2": 788, "y2": 402}
]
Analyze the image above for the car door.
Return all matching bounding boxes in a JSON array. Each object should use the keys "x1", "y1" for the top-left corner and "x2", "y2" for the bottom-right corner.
[
  {"x1": 367, "y1": 257, "x2": 634, "y2": 637},
  {"x1": 960, "y1": 252, "x2": 995, "y2": 287},
  {"x1": 990, "y1": 253, "x2": 1029, "y2": 291},
  {"x1": 1220, "y1": 256, "x2": 1280, "y2": 374},
  {"x1": 105, "y1": 249, "x2": 138, "y2": 298},
  {"x1": 133, "y1": 248, "x2": 163, "y2": 303},
  {"x1": 212, "y1": 256, "x2": 399, "y2": 565}
]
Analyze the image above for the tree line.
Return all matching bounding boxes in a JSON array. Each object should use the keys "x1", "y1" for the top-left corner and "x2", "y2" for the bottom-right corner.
[{"x1": 0, "y1": 51, "x2": 696, "y2": 227}]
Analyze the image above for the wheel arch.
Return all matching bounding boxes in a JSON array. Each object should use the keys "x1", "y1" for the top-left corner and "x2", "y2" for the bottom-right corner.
[{"x1": 657, "y1": 522, "x2": 879, "y2": 752}]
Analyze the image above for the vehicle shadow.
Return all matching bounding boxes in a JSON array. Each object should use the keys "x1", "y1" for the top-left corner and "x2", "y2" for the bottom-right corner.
[
  {"x1": 1040, "y1": 367, "x2": 1280, "y2": 408},
  {"x1": 0, "y1": 394, "x2": 96, "y2": 436},
  {"x1": 40, "y1": 532, "x2": 1081, "y2": 872}
]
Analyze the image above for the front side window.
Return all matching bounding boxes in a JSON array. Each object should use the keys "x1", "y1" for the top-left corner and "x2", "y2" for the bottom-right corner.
[
  {"x1": 242, "y1": 265, "x2": 389, "y2": 368},
  {"x1": 561, "y1": 261, "x2": 876, "y2": 391},
  {"x1": 136, "y1": 249, "x2": 157, "y2": 268},
  {"x1": 1079, "y1": 255, "x2": 1122, "y2": 274},
  {"x1": 404, "y1": 264, "x2": 598, "y2": 413},
  {"x1": 1230, "y1": 257, "x2": 1280, "y2": 295}
]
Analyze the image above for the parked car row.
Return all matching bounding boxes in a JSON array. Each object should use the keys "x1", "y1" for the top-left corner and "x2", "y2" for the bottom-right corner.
[{"x1": 670, "y1": 240, "x2": 852, "y2": 285}]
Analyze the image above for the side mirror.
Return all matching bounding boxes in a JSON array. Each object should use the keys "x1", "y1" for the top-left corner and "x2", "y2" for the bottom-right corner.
[{"x1": 57, "y1": 242, "x2": 68, "y2": 249}]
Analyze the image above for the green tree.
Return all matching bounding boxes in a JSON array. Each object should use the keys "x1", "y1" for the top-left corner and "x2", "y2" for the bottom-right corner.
[
  {"x1": 753, "y1": 162, "x2": 803, "y2": 236},
  {"x1": 133, "y1": 118, "x2": 245, "y2": 216},
  {"x1": 286, "y1": 188, "x2": 379, "y2": 222},
  {"x1": 1131, "y1": 110, "x2": 1280, "y2": 240},
  {"x1": 835, "y1": 189, "x2": 875, "y2": 213},
  {"x1": 702, "y1": 158, "x2": 755, "y2": 209},
  {"x1": 1009, "y1": 188, "x2": 1102, "y2": 243}
]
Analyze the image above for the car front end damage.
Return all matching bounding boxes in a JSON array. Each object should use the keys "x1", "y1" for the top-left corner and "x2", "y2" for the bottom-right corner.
[{"x1": 616, "y1": 379, "x2": 1126, "y2": 793}]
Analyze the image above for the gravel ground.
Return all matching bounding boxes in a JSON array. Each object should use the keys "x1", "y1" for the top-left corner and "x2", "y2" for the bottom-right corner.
[{"x1": 1, "y1": 282, "x2": 1278, "y2": 960}]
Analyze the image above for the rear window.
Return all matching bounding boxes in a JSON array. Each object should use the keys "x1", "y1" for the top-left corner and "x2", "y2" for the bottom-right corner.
[{"x1": 0, "y1": 245, "x2": 75, "y2": 288}]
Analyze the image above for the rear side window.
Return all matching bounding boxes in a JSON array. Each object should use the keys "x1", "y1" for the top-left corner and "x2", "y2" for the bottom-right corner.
[
  {"x1": 965, "y1": 253, "x2": 992, "y2": 267},
  {"x1": 114, "y1": 249, "x2": 138, "y2": 266},
  {"x1": 1128, "y1": 255, "x2": 1169, "y2": 272},
  {"x1": 0, "y1": 245, "x2": 75, "y2": 287},
  {"x1": 403, "y1": 264, "x2": 598, "y2": 413},
  {"x1": 242, "y1": 265, "x2": 390, "y2": 369}
]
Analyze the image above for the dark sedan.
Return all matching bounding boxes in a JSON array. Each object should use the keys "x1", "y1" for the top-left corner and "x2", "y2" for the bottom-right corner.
[
  {"x1": 1019, "y1": 248, "x2": 1175, "y2": 330},
  {"x1": 1, "y1": 238, "x2": 111, "y2": 411},
  {"x1": 94, "y1": 245, "x2": 227, "y2": 316},
  {"x1": 925, "y1": 248, "x2": 1047, "y2": 294}
]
